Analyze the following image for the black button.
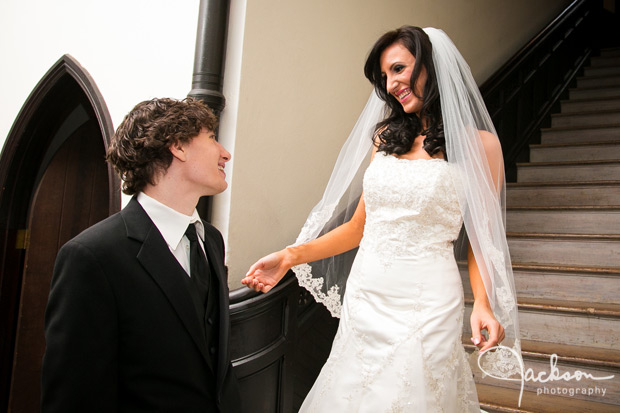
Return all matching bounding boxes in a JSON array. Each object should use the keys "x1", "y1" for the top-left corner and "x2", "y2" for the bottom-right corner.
[
  {"x1": 209, "y1": 347, "x2": 216, "y2": 355},
  {"x1": 207, "y1": 317, "x2": 213, "y2": 325}
]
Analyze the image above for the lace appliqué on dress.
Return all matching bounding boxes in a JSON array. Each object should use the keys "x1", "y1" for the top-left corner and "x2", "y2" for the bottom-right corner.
[{"x1": 361, "y1": 155, "x2": 462, "y2": 269}]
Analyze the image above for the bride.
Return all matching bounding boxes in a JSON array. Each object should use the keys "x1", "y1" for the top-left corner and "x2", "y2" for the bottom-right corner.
[{"x1": 242, "y1": 26, "x2": 521, "y2": 412}]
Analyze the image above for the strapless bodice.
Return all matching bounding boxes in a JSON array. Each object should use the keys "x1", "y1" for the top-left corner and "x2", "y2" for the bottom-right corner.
[{"x1": 360, "y1": 153, "x2": 462, "y2": 262}]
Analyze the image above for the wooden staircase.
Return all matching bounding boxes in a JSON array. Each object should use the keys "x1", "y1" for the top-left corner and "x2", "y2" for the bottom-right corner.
[{"x1": 463, "y1": 47, "x2": 620, "y2": 412}]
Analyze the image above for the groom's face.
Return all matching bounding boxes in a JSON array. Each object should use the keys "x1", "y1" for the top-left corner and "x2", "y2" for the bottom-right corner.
[{"x1": 178, "y1": 128, "x2": 231, "y2": 196}]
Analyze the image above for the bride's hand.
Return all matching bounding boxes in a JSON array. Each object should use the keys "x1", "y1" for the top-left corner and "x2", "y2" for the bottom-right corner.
[
  {"x1": 470, "y1": 300, "x2": 505, "y2": 352},
  {"x1": 241, "y1": 250, "x2": 290, "y2": 293}
]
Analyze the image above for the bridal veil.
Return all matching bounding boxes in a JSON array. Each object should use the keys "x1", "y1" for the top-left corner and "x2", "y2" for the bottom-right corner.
[{"x1": 292, "y1": 27, "x2": 522, "y2": 379}]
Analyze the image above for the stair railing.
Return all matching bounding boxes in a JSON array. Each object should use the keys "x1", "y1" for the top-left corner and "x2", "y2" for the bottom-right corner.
[{"x1": 480, "y1": 0, "x2": 602, "y2": 182}]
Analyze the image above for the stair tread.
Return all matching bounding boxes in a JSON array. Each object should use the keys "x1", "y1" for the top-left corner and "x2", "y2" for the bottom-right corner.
[
  {"x1": 507, "y1": 180, "x2": 620, "y2": 187},
  {"x1": 592, "y1": 54, "x2": 620, "y2": 61},
  {"x1": 552, "y1": 108, "x2": 620, "y2": 117},
  {"x1": 507, "y1": 206, "x2": 620, "y2": 211},
  {"x1": 530, "y1": 139, "x2": 620, "y2": 148},
  {"x1": 457, "y1": 260, "x2": 620, "y2": 275},
  {"x1": 511, "y1": 262, "x2": 620, "y2": 275},
  {"x1": 465, "y1": 295, "x2": 620, "y2": 317},
  {"x1": 515, "y1": 297, "x2": 620, "y2": 317},
  {"x1": 507, "y1": 232, "x2": 620, "y2": 243},
  {"x1": 507, "y1": 231, "x2": 620, "y2": 239},
  {"x1": 517, "y1": 159, "x2": 620, "y2": 167},
  {"x1": 541, "y1": 122, "x2": 620, "y2": 131},
  {"x1": 570, "y1": 84, "x2": 620, "y2": 91},
  {"x1": 562, "y1": 95, "x2": 620, "y2": 104},
  {"x1": 586, "y1": 62, "x2": 620, "y2": 69},
  {"x1": 519, "y1": 339, "x2": 620, "y2": 366},
  {"x1": 476, "y1": 383, "x2": 619, "y2": 413},
  {"x1": 463, "y1": 339, "x2": 620, "y2": 367},
  {"x1": 578, "y1": 73, "x2": 620, "y2": 81}
]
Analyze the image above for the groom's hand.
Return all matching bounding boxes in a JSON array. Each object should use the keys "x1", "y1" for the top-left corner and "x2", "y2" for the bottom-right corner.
[{"x1": 241, "y1": 251, "x2": 289, "y2": 293}]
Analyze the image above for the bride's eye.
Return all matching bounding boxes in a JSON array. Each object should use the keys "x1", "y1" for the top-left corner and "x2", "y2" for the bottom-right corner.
[{"x1": 393, "y1": 64, "x2": 405, "y2": 73}]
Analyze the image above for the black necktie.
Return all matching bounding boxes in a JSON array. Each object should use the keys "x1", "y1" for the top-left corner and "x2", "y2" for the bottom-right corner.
[
  {"x1": 185, "y1": 223, "x2": 211, "y2": 306},
  {"x1": 185, "y1": 223, "x2": 219, "y2": 367}
]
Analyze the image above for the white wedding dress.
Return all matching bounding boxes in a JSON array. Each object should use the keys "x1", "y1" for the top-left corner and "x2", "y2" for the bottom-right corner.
[{"x1": 300, "y1": 153, "x2": 480, "y2": 412}]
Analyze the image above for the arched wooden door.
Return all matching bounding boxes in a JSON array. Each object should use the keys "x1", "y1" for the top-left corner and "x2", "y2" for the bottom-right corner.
[
  {"x1": 9, "y1": 118, "x2": 110, "y2": 411},
  {"x1": 0, "y1": 55, "x2": 118, "y2": 411}
]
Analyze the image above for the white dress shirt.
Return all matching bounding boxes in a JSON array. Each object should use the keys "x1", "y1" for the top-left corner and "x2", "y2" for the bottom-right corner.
[{"x1": 137, "y1": 192, "x2": 205, "y2": 277}]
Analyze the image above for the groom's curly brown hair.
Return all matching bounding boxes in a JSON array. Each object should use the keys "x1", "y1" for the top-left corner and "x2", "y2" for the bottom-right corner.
[{"x1": 107, "y1": 97, "x2": 218, "y2": 195}]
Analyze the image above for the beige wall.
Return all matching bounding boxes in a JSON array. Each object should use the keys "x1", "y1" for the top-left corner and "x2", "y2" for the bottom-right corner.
[
  {"x1": 218, "y1": 0, "x2": 572, "y2": 287},
  {"x1": 0, "y1": 0, "x2": 200, "y2": 157}
]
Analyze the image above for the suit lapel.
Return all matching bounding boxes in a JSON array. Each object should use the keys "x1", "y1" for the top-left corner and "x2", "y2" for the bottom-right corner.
[{"x1": 121, "y1": 198, "x2": 213, "y2": 369}]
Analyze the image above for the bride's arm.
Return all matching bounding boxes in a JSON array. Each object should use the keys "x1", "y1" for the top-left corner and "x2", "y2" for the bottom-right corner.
[
  {"x1": 288, "y1": 196, "x2": 367, "y2": 263},
  {"x1": 468, "y1": 130, "x2": 506, "y2": 351},
  {"x1": 241, "y1": 193, "x2": 367, "y2": 293},
  {"x1": 468, "y1": 245, "x2": 505, "y2": 352},
  {"x1": 242, "y1": 145, "x2": 379, "y2": 293}
]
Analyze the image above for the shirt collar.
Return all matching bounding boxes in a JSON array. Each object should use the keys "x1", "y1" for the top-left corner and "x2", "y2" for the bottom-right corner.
[{"x1": 137, "y1": 192, "x2": 204, "y2": 250}]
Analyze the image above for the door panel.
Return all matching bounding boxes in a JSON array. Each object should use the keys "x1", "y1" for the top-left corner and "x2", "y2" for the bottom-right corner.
[{"x1": 9, "y1": 120, "x2": 109, "y2": 412}]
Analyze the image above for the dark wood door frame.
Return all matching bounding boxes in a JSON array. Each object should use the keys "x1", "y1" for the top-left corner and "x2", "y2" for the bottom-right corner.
[{"x1": 0, "y1": 54, "x2": 118, "y2": 410}]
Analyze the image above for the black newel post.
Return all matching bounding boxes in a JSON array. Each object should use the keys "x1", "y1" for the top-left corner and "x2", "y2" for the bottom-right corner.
[{"x1": 188, "y1": 0, "x2": 229, "y2": 116}]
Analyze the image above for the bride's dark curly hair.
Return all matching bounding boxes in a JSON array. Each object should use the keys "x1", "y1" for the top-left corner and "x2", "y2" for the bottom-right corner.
[{"x1": 364, "y1": 26, "x2": 445, "y2": 158}]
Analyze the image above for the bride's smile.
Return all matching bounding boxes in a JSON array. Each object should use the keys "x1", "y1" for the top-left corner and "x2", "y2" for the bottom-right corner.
[{"x1": 379, "y1": 42, "x2": 428, "y2": 115}]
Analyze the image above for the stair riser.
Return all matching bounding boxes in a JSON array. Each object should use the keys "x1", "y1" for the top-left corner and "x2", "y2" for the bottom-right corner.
[
  {"x1": 461, "y1": 270, "x2": 619, "y2": 304},
  {"x1": 552, "y1": 112, "x2": 620, "y2": 128},
  {"x1": 530, "y1": 145, "x2": 620, "y2": 162},
  {"x1": 591, "y1": 56, "x2": 620, "y2": 67},
  {"x1": 518, "y1": 164, "x2": 620, "y2": 182},
  {"x1": 507, "y1": 211, "x2": 620, "y2": 235},
  {"x1": 570, "y1": 86, "x2": 620, "y2": 100},
  {"x1": 585, "y1": 66, "x2": 620, "y2": 77},
  {"x1": 507, "y1": 186, "x2": 620, "y2": 206},
  {"x1": 562, "y1": 98, "x2": 620, "y2": 113},
  {"x1": 508, "y1": 237, "x2": 620, "y2": 268},
  {"x1": 541, "y1": 127, "x2": 620, "y2": 144},
  {"x1": 470, "y1": 355, "x2": 620, "y2": 406},
  {"x1": 577, "y1": 76, "x2": 620, "y2": 88}
]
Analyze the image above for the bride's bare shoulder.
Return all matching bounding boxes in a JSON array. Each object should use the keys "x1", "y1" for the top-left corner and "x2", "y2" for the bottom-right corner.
[{"x1": 478, "y1": 130, "x2": 501, "y2": 156}]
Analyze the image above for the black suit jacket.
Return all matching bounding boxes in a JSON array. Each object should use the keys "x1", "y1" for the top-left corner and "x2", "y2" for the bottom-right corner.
[{"x1": 42, "y1": 197, "x2": 241, "y2": 412}]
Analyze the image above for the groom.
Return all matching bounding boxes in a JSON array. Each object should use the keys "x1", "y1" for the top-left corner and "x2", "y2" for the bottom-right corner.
[{"x1": 41, "y1": 98, "x2": 241, "y2": 412}]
